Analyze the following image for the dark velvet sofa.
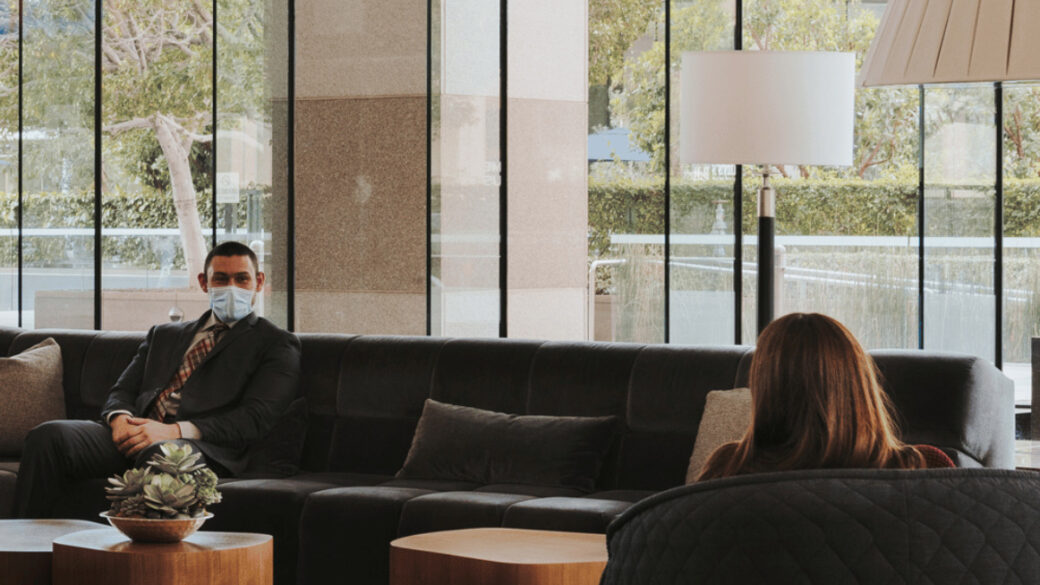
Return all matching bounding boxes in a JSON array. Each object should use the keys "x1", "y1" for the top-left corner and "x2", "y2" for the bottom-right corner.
[{"x1": 0, "y1": 326, "x2": 1015, "y2": 585}]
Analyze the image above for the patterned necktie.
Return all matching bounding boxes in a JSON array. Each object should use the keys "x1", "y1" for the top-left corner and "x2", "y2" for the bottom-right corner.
[{"x1": 149, "y1": 322, "x2": 228, "y2": 422}]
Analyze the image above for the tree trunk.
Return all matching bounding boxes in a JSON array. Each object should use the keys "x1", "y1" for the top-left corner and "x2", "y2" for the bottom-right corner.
[{"x1": 153, "y1": 115, "x2": 207, "y2": 289}]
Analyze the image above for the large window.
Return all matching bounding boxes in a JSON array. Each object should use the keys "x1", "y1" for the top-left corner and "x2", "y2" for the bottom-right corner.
[
  {"x1": 430, "y1": 0, "x2": 501, "y2": 337},
  {"x1": 23, "y1": 0, "x2": 95, "y2": 329},
  {"x1": 0, "y1": 1, "x2": 15, "y2": 327},
  {"x1": 3, "y1": 0, "x2": 289, "y2": 330}
]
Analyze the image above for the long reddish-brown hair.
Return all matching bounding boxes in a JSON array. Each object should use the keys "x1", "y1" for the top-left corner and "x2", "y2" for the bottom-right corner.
[{"x1": 697, "y1": 312, "x2": 925, "y2": 481}]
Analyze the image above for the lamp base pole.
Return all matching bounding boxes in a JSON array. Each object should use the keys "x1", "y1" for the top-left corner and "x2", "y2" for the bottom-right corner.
[{"x1": 757, "y1": 169, "x2": 775, "y2": 335}]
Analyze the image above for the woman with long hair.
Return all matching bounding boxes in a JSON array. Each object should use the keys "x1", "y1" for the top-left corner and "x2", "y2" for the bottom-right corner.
[{"x1": 697, "y1": 312, "x2": 952, "y2": 481}]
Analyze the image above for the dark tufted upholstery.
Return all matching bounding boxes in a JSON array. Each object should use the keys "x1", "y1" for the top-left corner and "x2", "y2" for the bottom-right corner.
[
  {"x1": 0, "y1": 326, "x2": 1015, "y2": 585},
  {"x1": 601, "y1": 468, "x2": 1040, "y2": 585}
]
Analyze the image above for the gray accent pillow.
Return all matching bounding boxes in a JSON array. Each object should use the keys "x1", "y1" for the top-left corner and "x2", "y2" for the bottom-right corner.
[
  {"x1": 685, "y1": 387, "x2": 751, "y2": 484},
  {"x1": 0, "y1": 338, "x2": 64, "y2": 456},
  {"x1": 396, "y1": 399, "x2": 617, "y2": 492}
]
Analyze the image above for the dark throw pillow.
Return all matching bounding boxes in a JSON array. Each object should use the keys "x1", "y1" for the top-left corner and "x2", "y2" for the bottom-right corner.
[
  {"x1": 395, "y1": 399, "x2": 617, "y2": 492},
  {"x1": 242, "y1": 397, "x2": 309, "y2": 478}
]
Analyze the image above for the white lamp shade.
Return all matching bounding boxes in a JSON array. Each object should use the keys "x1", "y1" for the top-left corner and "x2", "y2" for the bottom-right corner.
[
  {"x1": 858, "y1": 0, "x2": 1040, "y2": 87},
  {"x1": 679, "y1": 51, "x2": 855, "y2": 167}
]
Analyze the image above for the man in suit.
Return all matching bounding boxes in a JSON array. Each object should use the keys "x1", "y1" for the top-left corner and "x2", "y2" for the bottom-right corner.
[{"x1": 14, "y1": 241, "x2": 301, "y2": 518}]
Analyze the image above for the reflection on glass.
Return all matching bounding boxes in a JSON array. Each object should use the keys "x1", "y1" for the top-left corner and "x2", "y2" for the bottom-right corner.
[
  {"x1": 100, "y1": 0, "x2": 214, "y2": 330},
  {"x1": 923, "y1": 86, "x2": 995, "y2": 359},
  {"x1": 0, "y1": 1, "x2": 16, "y2": 327},
  {"x1": 430, "y1": 0, "x2": 500, "y2": 337},
  {"x1": 216, "y1": 0, "x2": 289, "y2": 327},
  {"x1": 669, "y1": 0, "x2": 734, "y2": 345},
  {"x1": 22, "y1": 0, "x2": 95, "y2": 329},
  {"x1": 1002, "y1": 83, "x2": 1040, "y2": 407},
  {"x1": 587, "y1": 0, "x2": 666, "y2": 343},
  {"x1": 739, "y1": 0, "x2": 918, "y2": 348}
]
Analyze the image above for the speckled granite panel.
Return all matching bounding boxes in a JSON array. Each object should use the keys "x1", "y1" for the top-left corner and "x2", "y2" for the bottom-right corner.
[
  {"x1": 294, "y1": 290, "x2": 424, "y2": 334},
  {"x1": 294, "y1": 97, "x2": 426, "y2": 295}
]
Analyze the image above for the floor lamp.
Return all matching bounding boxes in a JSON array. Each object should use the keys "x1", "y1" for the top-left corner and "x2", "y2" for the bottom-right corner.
[{"x1": 679, "y1": 51, "x2": 854, "y2": 334}]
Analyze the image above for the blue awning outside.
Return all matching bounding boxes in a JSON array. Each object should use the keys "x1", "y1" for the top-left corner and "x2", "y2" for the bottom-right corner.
[{"x1": 588, "y1": 128, "x2": 650, "y2": 163}]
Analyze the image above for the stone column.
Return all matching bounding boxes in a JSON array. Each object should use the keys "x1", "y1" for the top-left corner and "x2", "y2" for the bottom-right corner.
[
  {"x1": 293, "y1": 0, "x2": 427, "y2": 334},
  {"x1": 506, "y1": 0, "x2": 589, "y2": 340}
]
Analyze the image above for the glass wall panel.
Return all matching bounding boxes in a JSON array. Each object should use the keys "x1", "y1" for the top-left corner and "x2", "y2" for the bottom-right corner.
[
  {"x1": 587, "y1": 0, "x2": 664, "y2": 343},
  {"x1": 216, "y1": 0, "x2": 290, "y2": 327},
  {"x1": 741, "y1": 0, "x2": 918, "y2": 348},
  {"x1": 431, "y1": 0, "x2": 500, "y2": 337},
  {"x1": 669, "y1": 0, "x2": 734, "y2": 345},
  {"x1": 100, "y1": 0, "x2": 214, "y2": 330},
  {"x1": 22, "y1": 0, "x2": 94, "y2": 329},
  {"x1": 923, "y1": 86, "x2": 996, "y2": 359},
  {"x1": 0, "y1": 1, "x2": 16, "y2": 327},
  {"x1": 1003, "y1": 82, "x2": 1040, "y2": 408}
]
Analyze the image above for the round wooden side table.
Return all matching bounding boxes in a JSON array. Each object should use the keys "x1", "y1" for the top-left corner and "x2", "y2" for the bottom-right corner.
[
  {"x1": 52, "y1": 528, "x2": 272, "y2": 585},
  {"x1": 390, "y1": 527, "x2": 608, "y2": 585},
  {"x1": 0, "y1": 519, "x2": 103, "y2": 585}
]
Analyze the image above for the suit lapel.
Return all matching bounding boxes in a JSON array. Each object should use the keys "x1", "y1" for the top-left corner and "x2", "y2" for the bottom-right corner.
[{"x1": 195, "y1": 311, "x2": 259, "y2": 369}]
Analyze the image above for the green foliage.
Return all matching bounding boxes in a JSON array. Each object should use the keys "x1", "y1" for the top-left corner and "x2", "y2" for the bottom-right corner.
[
  {"x1": 609, "y1": 1, "x2": 730, "y2": 170},
  {"x1": 0, "y1": 189, "x2": 254, "y2": 269},
  {"x1": 589, "y1": 0, "x2": 659, "y2": 86}
]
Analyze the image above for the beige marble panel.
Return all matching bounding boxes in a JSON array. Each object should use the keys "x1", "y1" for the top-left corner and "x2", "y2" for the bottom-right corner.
[
  {"x1": 294, "y1": 97, "x2": 426, "y2": 298},
  {"x1": 507, "y1": 288, "x2": 586, "y2": 341},
  {"x1": 296, "y1": 0, "x2": 426, "y2": 99},
  {"x1": 506, "y1": 98, "x2": 588, "y2": 291},
  {"x1": 295, "y1": 290, "x2": 425, "y2": 334},
  {"x1": 508, "y1": 0, "x2": 586, "y2": 103}
]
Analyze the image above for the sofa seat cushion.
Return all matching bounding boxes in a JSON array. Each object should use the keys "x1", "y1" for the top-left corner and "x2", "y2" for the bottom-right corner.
[
  {"x1": 398, "y1": 491, "x2": 537, "y2": 536},
  {"x1": 584, "y1": 489, "x2": 656, "y2": 503},
  {"x1": 474, "y1": 484, "x2": 585, "y2": 497},
  {"x1": 502, "y1": 496, "x2": 635, "y2": 533},
  {"x1": 287, "y1": 471, "x2": 393, "y2": 486},
  {"x1": 0, "y1": 460, "x2": 18, "y2": 474},
  {"x1": 378, "y1": 478, "x2": 481, "y2": 491},
  {"x1": 299, "y1": 486, "x2": 437, "y2": 585},
  {"x1": 209, "y1": 475, "x2": 386, "y2": 585}
]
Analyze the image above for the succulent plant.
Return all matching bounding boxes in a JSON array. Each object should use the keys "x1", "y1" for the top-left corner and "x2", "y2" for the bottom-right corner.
[
  {"x1": 147, "y1": 443, "x2": 206, "y2": 475},
  {"x1": 110, "y1": 494, "x2": 149, "y2": 517},
  {"x1": 143, "y1": 473, "x2": 199, "y2": 519},
  {"x1": 106, "y1": 444, "x2": 221, "y2": 519},
  {"x1": 105, "y1": 467, "x2": 153, "y2": 500}
]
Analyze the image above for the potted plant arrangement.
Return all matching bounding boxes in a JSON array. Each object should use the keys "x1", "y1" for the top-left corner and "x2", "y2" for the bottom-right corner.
[{"x1": 101, "y1": 443, "x2": 222, "y2": 543}]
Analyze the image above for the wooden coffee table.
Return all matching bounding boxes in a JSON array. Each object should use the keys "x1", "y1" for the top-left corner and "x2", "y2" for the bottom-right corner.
[
  {"x1": 52, "y1": 528, "x2": 272, "y2": 585},
  {"x1": 0, "y1": 519, "x2": 103, "y2": 585},
  {"x1": 390, "y1": 527, "x2": 607, "y2": 585}
]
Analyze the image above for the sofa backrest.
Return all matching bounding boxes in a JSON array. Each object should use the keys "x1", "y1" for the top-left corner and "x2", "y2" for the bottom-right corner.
[
  {"x1": 733, "y1": 348, "x2": 1016, "y2": 469},
  {"x1": 0, "y1": 326, "x2": 1014, "y2": 488}
]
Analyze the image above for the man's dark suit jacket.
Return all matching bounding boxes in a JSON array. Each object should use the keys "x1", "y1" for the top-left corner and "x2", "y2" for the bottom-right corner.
[{"x1": 101, "y1": 310, "x2": 302, "y2": 475}]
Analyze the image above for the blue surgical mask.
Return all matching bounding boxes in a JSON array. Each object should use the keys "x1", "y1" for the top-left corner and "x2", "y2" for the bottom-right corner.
[{"x1": 209, "y1": 286, "x2": 255, "y2": 323}]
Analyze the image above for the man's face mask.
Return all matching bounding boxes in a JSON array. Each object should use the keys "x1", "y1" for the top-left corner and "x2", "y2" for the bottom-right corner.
[{"x1": 208, "y1": 285, "x2": 255, "y2": 322}]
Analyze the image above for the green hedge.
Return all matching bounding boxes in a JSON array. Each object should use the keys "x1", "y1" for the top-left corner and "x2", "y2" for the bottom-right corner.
[{"x1": 589, "y1": 177, "x2": 1040, "y2": 256}]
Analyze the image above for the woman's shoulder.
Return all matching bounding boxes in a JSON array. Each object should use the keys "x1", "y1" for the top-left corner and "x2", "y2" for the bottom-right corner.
[{"x1": 913, "y1": 444, "x2": 956, "y2": 468}]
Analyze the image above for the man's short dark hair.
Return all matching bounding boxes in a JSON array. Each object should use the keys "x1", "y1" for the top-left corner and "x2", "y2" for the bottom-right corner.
[{"x1": 204, "y1": 241, "x2": 259, "y2": 275}]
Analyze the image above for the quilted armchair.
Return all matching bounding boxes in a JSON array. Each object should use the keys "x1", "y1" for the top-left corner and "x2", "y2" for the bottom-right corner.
[{"x1": 601, "y1": 468, "x2": 1040, "y2": 585}]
